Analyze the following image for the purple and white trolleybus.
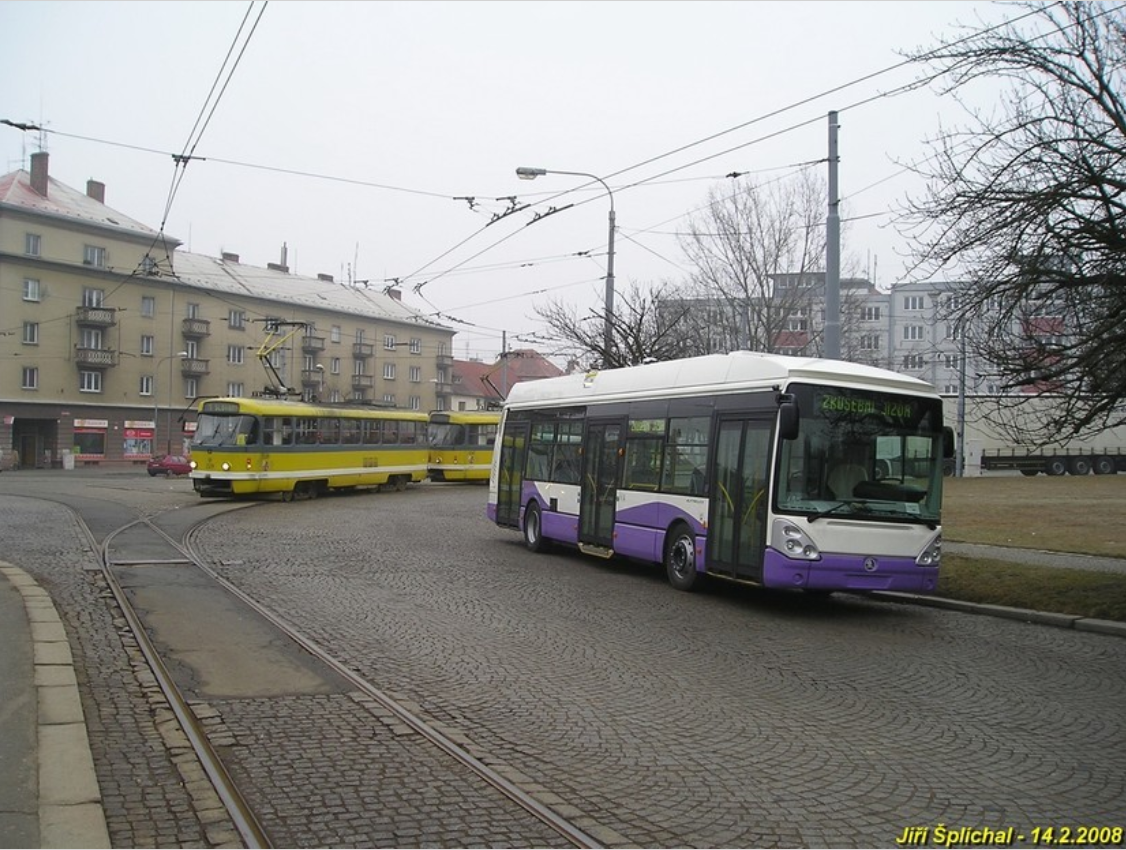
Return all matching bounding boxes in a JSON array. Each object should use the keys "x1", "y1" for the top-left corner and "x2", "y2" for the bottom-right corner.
[{"x1": 487, "y1": 351, "x2": 953, "y2": 594}]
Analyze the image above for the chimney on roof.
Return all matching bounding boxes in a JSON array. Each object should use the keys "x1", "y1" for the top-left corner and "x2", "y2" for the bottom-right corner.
[
  {"x1": 280, "y1": 242, "x2": 288, "y2": 268},
  {"x1": 317, "y1": 273, "x2": 334, "y2": 282},
  {"x1": 86, "y1": 179, "x2": 105, "y2": 204},
  {"x1": 221, "y1": 252, "x2": 240, "y2": 263},
  {"x1": 267, "y1": 262, "x2": 290, "y2": 273},
  {"x1": 30, "y1": 151, "x2": 49, "y2": 197}
]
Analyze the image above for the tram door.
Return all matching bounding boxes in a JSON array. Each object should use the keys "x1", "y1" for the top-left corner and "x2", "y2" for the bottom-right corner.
[
  {"x1": 579, "y1": 419, "x2": 624, "y2": 550},
  {"x1": 708, "y1": 416, "x2": 773, "y2": 582},
  {"x1": 495, "y1": 421, "x2": 529, "y2": 528}
]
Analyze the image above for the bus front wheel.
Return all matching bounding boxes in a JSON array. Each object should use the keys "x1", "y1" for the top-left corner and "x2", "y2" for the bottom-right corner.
[
  {"x1": 523, "y1": 502, "x2": 548, "y2": 553},
  {"x1": 665, "y1": 524, "x2": 699, "y2": 592}
]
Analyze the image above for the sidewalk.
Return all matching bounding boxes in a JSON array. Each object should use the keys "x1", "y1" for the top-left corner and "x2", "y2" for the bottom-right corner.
[{"x1": 0, "y1": 563, "x2": 110, "y2": 849}]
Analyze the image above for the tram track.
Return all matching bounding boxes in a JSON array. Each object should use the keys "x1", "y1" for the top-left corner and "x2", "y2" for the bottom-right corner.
[{"x1": 94, "y1": 505, "x2": 603, "y2": 849}]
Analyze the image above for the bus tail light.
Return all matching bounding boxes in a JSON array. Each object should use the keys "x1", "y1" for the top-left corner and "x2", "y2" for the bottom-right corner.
[{"x1": 916, "y1": 533, "x2": 942, "y2": 566}]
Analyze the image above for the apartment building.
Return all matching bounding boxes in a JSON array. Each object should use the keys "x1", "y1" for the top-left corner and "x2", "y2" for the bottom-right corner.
[{"x1": 1, "y1": 152, "x2": 456, "y2": 468}]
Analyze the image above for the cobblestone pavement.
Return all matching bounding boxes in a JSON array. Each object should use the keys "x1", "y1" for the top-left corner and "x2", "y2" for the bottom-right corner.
[{"x1": 3, "y1": 471, "x2": 1126, "y2": 848}]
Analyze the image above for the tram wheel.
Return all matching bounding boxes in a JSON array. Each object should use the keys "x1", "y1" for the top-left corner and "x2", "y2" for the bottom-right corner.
[
  {"x1": 281, "y1": 489, "x2": 295, "y2": 503},
  {"x1": 664, "y1": 523, "x2": 699, "y2": 592}
]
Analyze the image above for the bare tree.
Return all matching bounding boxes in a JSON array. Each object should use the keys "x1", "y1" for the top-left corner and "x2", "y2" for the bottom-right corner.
[
  {"x1": 899, "y1": 1, "x2": 1126, "y2": 441},
  {"x1": 676, "y1": 170, "x2": 867, "y2": 357},
  {"x1": 534, "y1": 280, "x2": 696, "y2": 369}
]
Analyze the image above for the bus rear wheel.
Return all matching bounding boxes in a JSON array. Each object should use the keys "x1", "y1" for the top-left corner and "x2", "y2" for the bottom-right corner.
[
  {"x1": 523, "y1": 501, "x2": 548, "y2": 553},
  {"x1": 665, "y1": 524, "x2": 699, "y2": 592}
]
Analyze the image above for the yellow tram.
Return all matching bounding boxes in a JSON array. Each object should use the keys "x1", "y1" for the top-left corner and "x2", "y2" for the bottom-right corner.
[{"x1": 190, "y1": 397, "x2": 429, "y2": 500}]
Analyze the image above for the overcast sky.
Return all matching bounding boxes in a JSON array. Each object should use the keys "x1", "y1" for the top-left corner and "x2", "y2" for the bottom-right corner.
[{"x1": 1, "y1": 0, "x2": 1014, "y2": 362}]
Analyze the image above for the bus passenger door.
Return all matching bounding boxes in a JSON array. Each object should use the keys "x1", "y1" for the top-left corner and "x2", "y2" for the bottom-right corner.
[
  {"x1": 708, "y1": 416, "x2": 772, "y2": 582},
  {"x1": 496, "y1": 421, "x2": 529, "y2": 528},
  {"x1": 579, "y1": 419, "x2": 624, "y2": 552}
]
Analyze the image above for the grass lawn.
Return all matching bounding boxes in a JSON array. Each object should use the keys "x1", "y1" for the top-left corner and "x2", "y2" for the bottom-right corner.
[{"x1": 937, "y1": 474, "x2": 1126, "y2": 622}]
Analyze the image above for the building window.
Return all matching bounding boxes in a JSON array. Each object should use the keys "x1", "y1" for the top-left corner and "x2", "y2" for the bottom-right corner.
[
  {"x1": 383, "y1": 362, "x2": 396, "y2": 380},
  {"x1": 79, "y1": 370, "x2": 103, "y2": 393},
  {"x1": 902, "y1": 354, "x2": 925, "y2": 370},
  {"x1": 22, "y1": 322, "x2": 38, "y2": 345},
  {"x1": 141, "y1": 375, "x2": 154, "y2": 397},
  {"x1": 82, "y1": 287, "x2": 104, "y2": 308},
  {"x1": 382, "y1": 393, "x2": 396, "y2": 406},
  {"x1": 141, "y1": 255, "x2": 157, "y2": 275},
  {"x1": 943, "y1": 384, "x2": 959, "y2": 394},
  {"x1": 409, "y1": 366, "x2": 421, "y2": 383},
  {"x1": 331, "y1": 325, "x2": 342, "y2": 343},
  {"x1": 81, "y1": 328, "x2": 103, "y2": 349},
  {"x1": 23, "y1": 279, "x2": 40, "y2": 302},
  {"x1": 21, "y1": 366, "x2": 38, "y2": 390},
  {"x1": 409, "y1": 395, "x2": 421, "y2": 410},
  {"x1": 862, "y1": 306, "x2": 881, "y2": 321},
  {"x1": 904, "y1": 295, "x2": 925, "y2": 311},
  {"x1": 384, "y1": 334, "x2": 397, "y2": 351},
  {"x1": 141, "y1": 295, "x2": 155, "y2": 317},
  {"x1": 25, "y1": 233, "x2": 41, "y2": 256},
  {"x1": 355, "y1": 328, "x2": 366, "y2": 343},
  {"x1": 903, "y1": 325, "x2": 924, "y2": 341},
  {"x1": 83, "y1": 245, "x2": 106, "y2": 268},
  {"x1": 944, "y1": 354, "x2": 959, "y2": 369},
  {"x1": 227, "y1": 382, "x2": 244, "y2": 397},
  {"x1": 185, "y1": 378, "x2": 198, "y2": 398},
  {"x1": 141, "y1": 335, "x2": 154, "y2": 356},
  {"x1": 227, "y1": 344, "x2": 245, "y2": 365},
  {"x1": 409, "y1": 337, "x2": 422, "y2": 354},
  {"x1": 228, "y1": 309, "x2": 245, "y2": 329},
  {"x1": 330, "y1": 357, "x2": 340, "y2": 375},
  {"x1": 859, "y1": 334, "x2": 880, "y2": 351},
  {"x1": 186, "y1": 302, "x2": 201, "y2": 319}
]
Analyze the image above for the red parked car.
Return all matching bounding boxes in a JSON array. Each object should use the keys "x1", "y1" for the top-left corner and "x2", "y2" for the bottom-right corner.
[{"x1": 147, "y1": 454, "x2": 192, "y2": 477}]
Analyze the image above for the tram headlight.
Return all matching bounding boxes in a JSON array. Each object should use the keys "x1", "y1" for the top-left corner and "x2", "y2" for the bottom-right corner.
[
  {"x1": 221, "y1": 461, "x2": 231, "y2": 472},
  {"x1": 771, "y1": 519, "x2": 821, "y2": 561},
  {"x1": 189, "y1": 460, "x2": 196, "y2": 470},
  {"x1": 916, "y1": 532, "x2": 942, "y2": 567}
]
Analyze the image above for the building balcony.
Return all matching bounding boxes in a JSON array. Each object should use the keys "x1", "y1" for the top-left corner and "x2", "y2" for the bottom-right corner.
[
  {"x1": 352, "y1": 343, "x2": 374, "y2": 359},
  {"x1": 75, "y1": 306, "x2": 117, "y2": 328},
  {"x1": 74, "y1": 347, "x2": 118, "y2": 368},
  {"x1": 181, "y1": 317, "x2": 211, "y2": 338},
  {"x1": 302, "y1": 336, "x2": 326, "y2": 353},
  {"x1": 436, "y1": 353, "x2": 453, "y2": 367},
  {"x1": 301, "y1": 369, "x2": 325, "y2": 388},
  {"x1": 180, "y1": 357, "x2": 210, "y2": 376},
  {"x1": 432, "y1": 381, "x2": 453, "y2": 395},
  {"x1": 351, "y1": 374, "x2": 374, "y2": 389}
]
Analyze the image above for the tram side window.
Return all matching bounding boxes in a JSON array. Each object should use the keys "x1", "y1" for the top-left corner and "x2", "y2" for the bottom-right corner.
[
  {"x1": 362, "y1": 420, "x2": 382, "y2": 445},
  {"x1": 526, "y1": 423, "x2": 554, "y2": 481},
  {"x1": 340, "y1": 419, "x2": 362, "y2": 445},
  {"x1": 400, "y1": 421, "x2": 419, "y2": 444},
  {"x1": 295, "y1": 418, "x2": 318, "y2": 445},
  {"x1": 319, "y1": 417, "x2": 341, "y2": 445},
  {"x1": 381, "y1": 420, "x2": 400, "y2": 444},
  {"x1": 662, "y1": 416, "x2": 709, "y2": 495}
]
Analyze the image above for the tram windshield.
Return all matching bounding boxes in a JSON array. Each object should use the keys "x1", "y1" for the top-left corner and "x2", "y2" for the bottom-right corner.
[
  {"x1": 193, "y1": 413, "x2": 259, "y2": 448},
  {"x1": 427, "y1": 422, "x2": 466, "y2": 447},
  {"x1": 776, "y1": 383, "x2": 945, "y2": 523}
]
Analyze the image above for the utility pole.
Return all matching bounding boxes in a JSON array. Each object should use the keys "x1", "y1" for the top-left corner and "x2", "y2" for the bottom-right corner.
[{"x1": 824, "y1": 111, "x2": 841, "y2": 360}]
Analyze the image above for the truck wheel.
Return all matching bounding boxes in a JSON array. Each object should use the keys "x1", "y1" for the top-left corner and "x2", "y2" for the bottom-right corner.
[
  {"x1": 1046, "y1": 458, "x2": 1067, "y2": 476},
  {"x1": 1069, "y1": 456, "x2": 1092, "y2": 476},
  {"x1": 1094, "y1": 456, "x2": 1117, "y2": 475},
  {"x1": 1019, "y1": 469, "x2": 1039, "y2": 477}
]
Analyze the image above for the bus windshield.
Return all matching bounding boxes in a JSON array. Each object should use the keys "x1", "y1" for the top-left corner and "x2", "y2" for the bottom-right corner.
[
  {"x1": 776, "y1": 383, "x2": 944, "y2": 523},
  {"x1": 193, "y1": 413, "x2": 259, "y2": 448}
]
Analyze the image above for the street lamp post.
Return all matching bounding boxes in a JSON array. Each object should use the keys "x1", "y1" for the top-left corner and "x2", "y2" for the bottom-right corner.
[
  {"x1": 516, "y1": 166, "x2": 616, "y2": 364},
  {"x1": 153, "y1": 351, "x2": 188, "y2": 456}
]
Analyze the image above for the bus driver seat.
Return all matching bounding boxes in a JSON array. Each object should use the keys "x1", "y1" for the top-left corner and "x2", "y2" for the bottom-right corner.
[{"x1": 827, "y1": 463, "x2": 868, "y2": 499}]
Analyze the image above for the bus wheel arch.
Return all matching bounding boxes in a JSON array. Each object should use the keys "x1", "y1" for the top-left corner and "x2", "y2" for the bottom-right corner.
[
  {"x1": 523, "y1": 500, "x2": 548, "y2": 553},
  {"x1": 664, "y1": 522, "x2": 700, "y2": 592}
]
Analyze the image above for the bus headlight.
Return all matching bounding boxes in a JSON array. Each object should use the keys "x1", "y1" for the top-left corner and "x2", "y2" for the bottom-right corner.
[
  {"x1": 916, "y1": 532, "x2": 942, "y2": 566},
  {"x1": 771, "y1": 519, "x2": 821, "y2": 561}
]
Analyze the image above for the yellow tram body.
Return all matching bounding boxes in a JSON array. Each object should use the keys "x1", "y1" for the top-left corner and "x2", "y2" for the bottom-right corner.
[{"x1": 190, "y1": 397, "x2": 429, "y2": 499}]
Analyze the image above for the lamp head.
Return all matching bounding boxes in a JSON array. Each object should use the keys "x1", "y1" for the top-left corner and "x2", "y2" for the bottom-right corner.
[{"x1": 516, "y1": 167, "x2": 547, "y2": 180}]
